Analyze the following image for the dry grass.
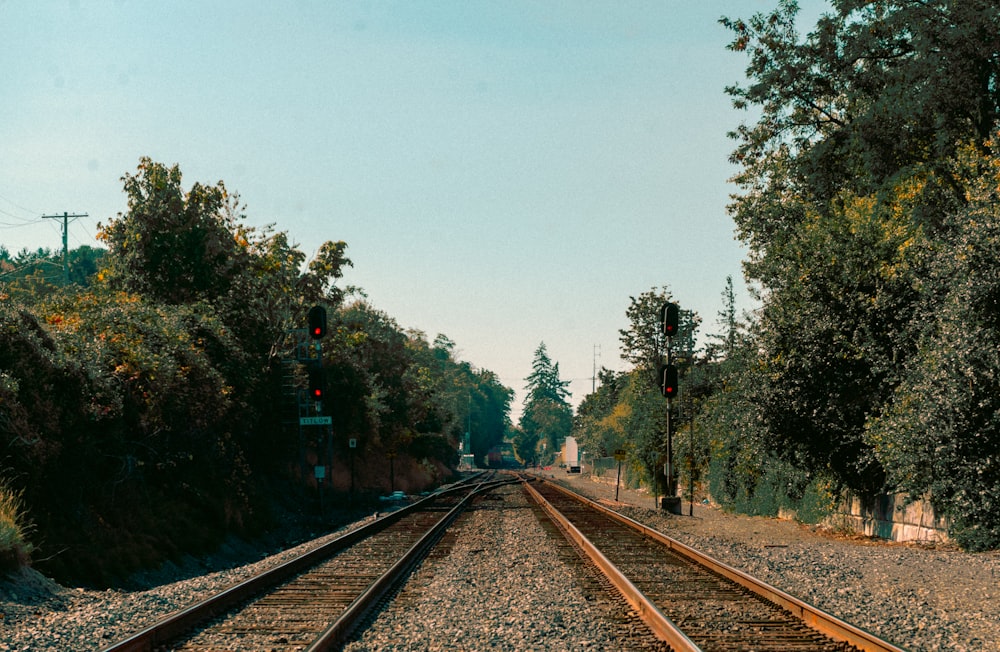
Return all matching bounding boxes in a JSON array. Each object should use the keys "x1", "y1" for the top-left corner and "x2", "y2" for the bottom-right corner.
[{"x1": 0, "y1": 479, "x2": 33, "y2": 572}]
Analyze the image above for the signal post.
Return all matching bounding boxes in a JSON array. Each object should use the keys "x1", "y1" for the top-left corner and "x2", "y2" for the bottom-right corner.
[
  {"x1": 302, "y1": 306, "x2": 332, "y2": 510},
  {"x1": 660, "y1": 302, "x2": 682, "y2": 514}
]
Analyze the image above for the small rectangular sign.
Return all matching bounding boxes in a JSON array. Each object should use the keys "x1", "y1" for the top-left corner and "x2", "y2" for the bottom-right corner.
[
  {"x1": 314, "y1": 465, "x2": 326, "y2": 479},
  {"x1": 300, "y1": 416, "x2": 332, "y2": 426},
  {"x1": 349, "y1": 438, "x2": 358, "y2": 449}
]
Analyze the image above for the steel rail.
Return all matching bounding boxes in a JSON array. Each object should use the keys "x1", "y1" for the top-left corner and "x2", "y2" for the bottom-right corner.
[
  {"x1": 523, "y1": 479, "x2": 701, "y2": 652},
  {"x1": 306, "y1": 478, "x2": 518, "y2": 650},
  {"x1": 535, "y1": 477, "x2": 910, "y2": 652},
  {"x1": 101, "y1": 473, "x2": 502, "y2": 652}
]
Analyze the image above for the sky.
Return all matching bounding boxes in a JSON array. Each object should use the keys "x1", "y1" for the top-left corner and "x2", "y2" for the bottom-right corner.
[{"x1": 1, "y1": 0, "x2": 830, "y2": 420}]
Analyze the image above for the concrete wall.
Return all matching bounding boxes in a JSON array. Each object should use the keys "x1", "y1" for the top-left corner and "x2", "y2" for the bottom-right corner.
[
  {"x1": 824, "y1": 491, "x2": 951, "y2": 544},
  {"x1": 591, "y1": 456, "x2": 639, "y2": 492},
  {"x1": 594, "y1": 456, "x2": 950, "y2": 544}
]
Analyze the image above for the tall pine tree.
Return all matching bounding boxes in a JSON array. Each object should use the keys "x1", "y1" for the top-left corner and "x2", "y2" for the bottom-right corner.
[{"x1": 518, "y1": 342, "x2": 572, "y2": 464}]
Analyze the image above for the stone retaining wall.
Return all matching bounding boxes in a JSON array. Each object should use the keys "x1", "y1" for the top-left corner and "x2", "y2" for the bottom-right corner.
[
  {"x1": 592, "y1": 457, "x2": 951, "y2": 543},
  {"x1": 824, "y1": 491, "x2": 951, "y2": 543}
]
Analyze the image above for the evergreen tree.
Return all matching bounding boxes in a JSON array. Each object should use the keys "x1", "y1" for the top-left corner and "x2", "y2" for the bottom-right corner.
[{"x1": 519, "y1": 342, "x2": 572, "y2": 463}]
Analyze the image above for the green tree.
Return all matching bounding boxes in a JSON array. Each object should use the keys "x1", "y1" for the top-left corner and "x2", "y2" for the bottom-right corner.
[
  {"x1": 617, "y1": 287, "x2": 700, "y2": 494},
  {"x1": 865, "y1": 142, "x2": 1000, "y2": 550},
  {"x1": 520, "y1": 342, "x2": 572, "y2": 463},
  {"x1": 0, "y1": 289, "x2": 254, "y2": 583},
  {"x1": 98, "y1": 158, "x2": 245, "y2": 305},
  {"x1": 470, "y1": 369, "x2": 514, "y2": 462},
  {"x1": 619, "y1": 287, "x2": 700, "y2": 388},
  {"x1": 572, "y1": 368, "x2": 628, "y2": 459},
  {"x1": 723, "y1": 0, "x2": 999, "y2": 222},
  {"x1": 325, "y1": 302, "x2": 511, "y2": 471},
  {"x1": 721, "y1": 1, "x2": 1000, "y2": 543},
  {"x1": 97, "y1": 159, "x2": 353, "y2": 468},
  {"x1": 0, "y1": 246, "x2": 104, "y2": 300}
]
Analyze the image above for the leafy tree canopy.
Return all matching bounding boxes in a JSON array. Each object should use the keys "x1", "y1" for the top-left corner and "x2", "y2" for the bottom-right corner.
[{"x1": 718, "y1": 0, "x2": 1000, "y2": 545}]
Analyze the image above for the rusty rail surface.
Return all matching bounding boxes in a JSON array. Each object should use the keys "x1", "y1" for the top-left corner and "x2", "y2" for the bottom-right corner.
[
  {"x1": 101, "y1": 472, "x2": 508, "y2": 652},
  {"x1": 524, "y1": 476, "x2": 909, "y2": 652}
]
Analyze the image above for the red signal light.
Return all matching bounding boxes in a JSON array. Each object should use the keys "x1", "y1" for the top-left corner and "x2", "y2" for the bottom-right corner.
[
  {"x1": 308, "y1": 366, "x2": 325, "y2": 401},
  {"x1": 308, "y1": 305, "x2": 327, "y2": 340},
  {"x1": 661, "y1": 364, "x2": 678, "y2": 399},
  {"x1": 662, "y1": 302, "x2": 679, "y2": 338}
]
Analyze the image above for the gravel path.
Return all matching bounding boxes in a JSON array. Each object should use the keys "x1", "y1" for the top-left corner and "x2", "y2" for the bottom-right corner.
[{"x1": 1, "y1": 474, "x2": 997, "y2": 650}]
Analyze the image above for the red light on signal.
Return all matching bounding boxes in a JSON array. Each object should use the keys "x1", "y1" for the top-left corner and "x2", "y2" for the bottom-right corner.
[
  {"x1": 308, "y1": 305, "x2": 327, "y2": 340},
  {"x1": 662, "y1": 302, "x2": 679, "y2": 338},
  {"x1": 308, "y1": 366, "x2": 325, "y2": 401},
  {"x1": 661, "y1": 364, "x2": 678, "y2": 399}
]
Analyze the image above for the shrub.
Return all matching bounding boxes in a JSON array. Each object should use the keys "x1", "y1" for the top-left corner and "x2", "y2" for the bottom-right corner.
[{"x1": 0, "y1": 478, "x2": 33, "y2": 572}]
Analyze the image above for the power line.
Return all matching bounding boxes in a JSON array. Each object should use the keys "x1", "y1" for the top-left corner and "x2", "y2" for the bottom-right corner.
[
  {"x1": 0, "y1": 191, "x2": 38, "y2": 217},
  {"x1": 0, "y1": 207, "x2": 36, "y2": 223}
]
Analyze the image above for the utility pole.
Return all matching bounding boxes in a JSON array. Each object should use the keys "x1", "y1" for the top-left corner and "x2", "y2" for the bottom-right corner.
[
  {"x1": 591, "y1": 344, "x2": 601, "y2": 393},
  {"x1": 41, "y1": 211, "x2": 87, "y2": 285}
]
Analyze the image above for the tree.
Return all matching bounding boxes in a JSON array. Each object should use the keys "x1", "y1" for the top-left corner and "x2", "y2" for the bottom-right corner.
[
  {"x1": 520, "y1": 342, "x2": 572, "y2": 463},
  {"x1": 616, "y1": 288, "x2": 699, "y2": 495},
  {"x1": 572, "y1": 368, "x2": 628, "y2": 458},
  {"x1": 723, "y1": 0, "x2": 1000, "y2": 225},
  {"x1": 721, "y1": 1, "x2": 1000, "y2": 543},
  {"x1": 98, "y1": 158, "x2": 245, "y2": 305},
  {"x1": 704, "y1": 276, "x2": 739, "y2": 364},
  {"x1": 619, "y1": 287, "x2": 700, "y2": 389},
  {"x1": 1, "y1": 157, "x2": 523, "y2": 582},
  {"x1": 865, "y1": 142, "x2": 1000, "y2": 550},
  {"x1": 98, "y1": 159, "x2": 353, "y2": 458},
  {"x1": 325, "y1": 303, "x2": 512, "y2": 471},
  {"x1": 720, "y1": 1, "x2": 983, "y2": 492}
]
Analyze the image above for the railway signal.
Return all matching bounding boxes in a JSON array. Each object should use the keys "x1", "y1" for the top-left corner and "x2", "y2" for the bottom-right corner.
[
  {"x1": 308, "y1": 305, "x2": 327, "y2": 339},
  {"x1": 660, "y1": 364, "x2": 678, "y2": 399},
  {"x1": 661, "y1": 302, "x2": 679, "y2": 338},
  {"x1": 308, "y1": 366, "x2": 325, "y2": 401},
  {"x1": 660, "y1": 299, "x2": 682, "y2": 514}
]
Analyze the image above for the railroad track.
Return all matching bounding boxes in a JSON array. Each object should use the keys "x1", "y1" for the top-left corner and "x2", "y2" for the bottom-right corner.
[
  {"x1": 101, "y1": 473, "x2": 510, "y2": 652},
  {"x1": 523, "y1": 476, "x2": 909, "y2": 652}
]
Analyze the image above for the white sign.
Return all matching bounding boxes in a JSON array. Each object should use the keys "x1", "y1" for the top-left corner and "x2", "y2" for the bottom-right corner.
[
  {"x1": 300, "y1": 416, "x2": 332, "y2": 426},
  {"x1": 349, "y1": 438, "x2": 358, "y2": 449}
]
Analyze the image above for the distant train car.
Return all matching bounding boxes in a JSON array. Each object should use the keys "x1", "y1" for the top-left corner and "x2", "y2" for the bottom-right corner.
[
  {"x1": 484, "y1": 442, "x2": 521, "y2": 469},
  {"x1": 485, "y1": 446, "x2": 503, "y2": 467}
]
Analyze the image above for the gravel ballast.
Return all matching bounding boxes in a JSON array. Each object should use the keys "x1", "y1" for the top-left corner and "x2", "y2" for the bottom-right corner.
[
  {"x1": 343, "y1": 486, "x2": 622, "y2": 651},
  {"x1": 1, "y1": 474, "x2": 998, "y2": 650},
  {"x1": 549, "y1": 471, "x2": 1000, "y2": 652}
]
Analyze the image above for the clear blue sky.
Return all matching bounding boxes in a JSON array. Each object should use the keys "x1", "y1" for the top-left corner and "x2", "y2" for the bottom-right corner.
[{"x1": 1, "y1": 1, "x2": 829, "y2": 419}]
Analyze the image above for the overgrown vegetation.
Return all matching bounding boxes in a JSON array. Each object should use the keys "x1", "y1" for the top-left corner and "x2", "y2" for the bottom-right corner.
[
  {"x1": 0, "y1": 477, "x2": 33, "y2": 572},
  {"x1": 574, "y1": 1, "x2": 1000, "y2": 550},
  {"x1": 0, "y1": 159, "x2": 512, "y2": 585}
]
